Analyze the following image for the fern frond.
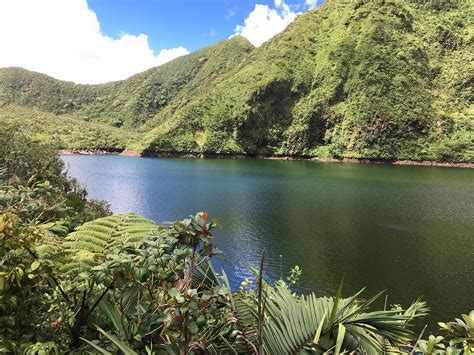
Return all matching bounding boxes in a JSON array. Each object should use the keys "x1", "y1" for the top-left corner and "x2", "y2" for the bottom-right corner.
[
  {"x1": 63, "y1": 213, "x2": 162, "y2": 275},
  {"x1": 35, "y1": 230, "x2": 67, "y2": 261},
  {"x1": 0, "y1": 164, "x2": 8, "y2": 186}
]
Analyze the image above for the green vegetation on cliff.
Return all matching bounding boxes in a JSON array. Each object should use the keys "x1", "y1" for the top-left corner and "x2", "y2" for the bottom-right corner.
[
  {"x1": 144, "y1": 0, "x2": 473, "y2": 162},
  {"x1": 0, "y1": 0, "x2": 472, "y2": 162}
]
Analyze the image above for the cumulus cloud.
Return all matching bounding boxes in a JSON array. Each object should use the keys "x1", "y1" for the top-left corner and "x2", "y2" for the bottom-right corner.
[
  {"x1": 0, "y1": 0, "x2": 189, "y2": 84},
  {"x1": 233, "y1": 0, "x2": 298, "y2": 47}
]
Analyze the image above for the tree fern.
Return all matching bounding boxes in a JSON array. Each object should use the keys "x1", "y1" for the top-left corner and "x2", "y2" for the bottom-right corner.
[
  {"x1": 62, "y1": 213, "x2": 163, "y2": 274},
  {"x1": 35, "y1": 228, "x2": 67, "y2": 261},
  {"x1": 0, "y1": 164, "x2": 8, "y2": 186}
]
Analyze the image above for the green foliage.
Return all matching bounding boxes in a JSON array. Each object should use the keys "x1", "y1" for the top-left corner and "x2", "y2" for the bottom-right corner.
[
  {"x1": 0, "y1": 180, "x2": 106, "y2": 351},
  {"x1": 230, "y1": 277, "x2": 428, "y2": 354},
  {"x1": 0, "y1": 123, "x2": 65, "y2": 185},
  {"x1": 62, "y1": 213, "x2": 163, "y2": 274},
  {"x1": 439, "y1": 310, "x2": 474, "y2": 346},
  {"x1": 0, "y1": 164, "x2": 7, "y2": 187},
  {"x1": 82, "y1": 213, "x2": 233, "y2": 353},
  {"x1": 287, "y1": 265, "x2": 302, "y2": 286},
  {"x1": 417, "y1": 310, "x2": 474, "y2": 354},
  {"x1": 142, "y1": 0, "x2": 473, "y2": 162},
  {"x1": 0, "y1": 136, "x2": 111, "y2": 351},
  {"x1": 1, "y1": 1, "x2": 472, "y2": 161},
  {"x1": 0, "y1": 211, "x2": 49, "y2": 350},
  {"x1": 0, "y1": 105, "x2": 137, "y2": 150}
]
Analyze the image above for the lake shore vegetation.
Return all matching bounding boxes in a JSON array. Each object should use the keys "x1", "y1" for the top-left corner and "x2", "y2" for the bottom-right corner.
[{"x1": 1, "y1": 118, "x2": 473, "y2": 354}]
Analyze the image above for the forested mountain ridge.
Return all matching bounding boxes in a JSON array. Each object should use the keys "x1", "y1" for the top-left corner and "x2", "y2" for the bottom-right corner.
[
  {"x1": 142, "y1": 0, "x2": 473, "y2": 162},
  {"x1": 0, "y1": 0, "x2": 472, "y2": 162},
  {"x1": 0, "y1": 36, "x2": 254, "y2": 128}
]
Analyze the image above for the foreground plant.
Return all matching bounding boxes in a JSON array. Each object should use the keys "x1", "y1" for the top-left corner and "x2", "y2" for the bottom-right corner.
[
  {"x1": 0, "y1": 174, "x2": 108, "y2": 351},
  {"x1": 0, "y1": 202, "x2": 457, "y2": 354},
  {"x1": 226, "y1": 272, "x2": 428, "y2": 354},
  {"x1": 0, "y1": 189, "x2": 467, "y2": 354},
  {"x1": 416, "y1": 310, "x2": 474, "y2": 355},
  {"x1": 2, "y1": 202, "x2": 471, "y2": 354},
  {"x1": 80, "y1": 212, "x2": 233, "y2": 354}
]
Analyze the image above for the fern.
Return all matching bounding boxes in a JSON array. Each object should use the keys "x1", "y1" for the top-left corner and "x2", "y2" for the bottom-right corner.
[
  {"x1": 0, "y1": 164, "x2": 8, "y2": 186},
  {"x1": 35, "y1": 230, "x2": 67, "y2": 261},
  {"x1": 62, "y1": 213, "x2": 163, "y2": 274}
]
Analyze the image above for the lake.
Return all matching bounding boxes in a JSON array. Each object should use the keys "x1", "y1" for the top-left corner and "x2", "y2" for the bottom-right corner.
[{"x1": 62, "y1": 155, "x2": 473, "y2": 327}]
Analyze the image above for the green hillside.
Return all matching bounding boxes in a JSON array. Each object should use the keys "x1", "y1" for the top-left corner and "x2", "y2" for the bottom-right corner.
[
  {"x1": 0, "y1": 105, "x2": 137, "y2": 150},
  {"x1": 0, "y1": 0, "x2": 472, "y2": 162},
  {"x1": 0, "y1": 36, "x2": 254, "y2": 128},
  {"x1": 144, "y1": 0, "x2": 473, "y2": 162}
]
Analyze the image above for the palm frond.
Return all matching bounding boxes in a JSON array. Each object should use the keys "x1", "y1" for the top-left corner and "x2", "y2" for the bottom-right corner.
[
  {"x1": 231, "y1": 280, "x2": 428, "y2": 354},
  {"x1": 81, "y1": 326, "x2": 138, "y2": 355}
]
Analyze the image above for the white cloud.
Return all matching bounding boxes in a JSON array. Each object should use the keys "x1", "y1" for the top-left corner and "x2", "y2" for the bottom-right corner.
[
  {"x1": 0, "y1": 0, "x2": 189, "y2": 84},
  {"x1": 305, "y1": 0, "x2": 320, "y2": 9},
  {"x1": 233, "y1": 0, "x2": 298, "y2": 47}
]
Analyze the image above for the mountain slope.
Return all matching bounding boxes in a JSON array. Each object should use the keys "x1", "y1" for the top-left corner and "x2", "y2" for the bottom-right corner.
[
  {"x1": 0, "y1": 36, "x2": 254, "y2": 128},
  {"x1": 0, "y1": 0, "x2": 472, "y2": 162},
  {"x1": 0, "y1": 105, "x2": 137, "y2": 149},
  {"x1": 143, "y1": 0, "x2": 472, "y2": 162}
]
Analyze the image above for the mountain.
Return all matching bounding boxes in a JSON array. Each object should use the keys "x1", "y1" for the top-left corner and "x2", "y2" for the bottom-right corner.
[
  {"x1": 0, "y1": 0, "x2": 472, "y2": 162},
  {"x1": 142, "y1": 0, "x2": 473, "y2": 162},
  {"x1": 0, "y1": 36, "x2": 254, "y2": 128}
]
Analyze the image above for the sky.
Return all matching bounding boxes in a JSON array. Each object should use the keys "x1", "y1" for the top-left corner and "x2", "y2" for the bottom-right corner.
[{"x1": 0, "y1": 0, "x2": 323, "y2": 84}]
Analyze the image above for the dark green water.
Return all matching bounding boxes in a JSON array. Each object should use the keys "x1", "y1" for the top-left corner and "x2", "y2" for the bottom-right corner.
[{"x1": 62, "y1": 155, "x2": 473, "y2": 327}]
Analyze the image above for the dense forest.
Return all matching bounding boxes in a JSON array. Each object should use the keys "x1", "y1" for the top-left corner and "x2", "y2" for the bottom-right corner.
[
  {"x1": 1, "y1": 128, "x2": 473, "y2": 354},
  {"x1": 0, "y1": 0, "x2": 472, "y2": 162}
]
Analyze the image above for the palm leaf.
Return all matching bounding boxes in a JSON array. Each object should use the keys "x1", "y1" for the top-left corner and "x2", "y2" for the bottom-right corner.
[
  {"x1": 233, "y1": 281, "x2": 428, "y2": 354},
  {"x1": 95, "y1": 326, "x2": 138, "y2": 355}
]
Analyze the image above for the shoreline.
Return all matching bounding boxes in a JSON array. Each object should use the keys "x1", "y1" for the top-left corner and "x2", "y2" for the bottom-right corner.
[
  {"x1": 59, "y1": 148, "x2": 122, "y2": 156},
  {"x1": 59, "y1": 149, "x2": 474, "y2": 169}
]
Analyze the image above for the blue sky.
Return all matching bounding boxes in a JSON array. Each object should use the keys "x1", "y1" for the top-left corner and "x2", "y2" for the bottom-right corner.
[
  {"x1": 0, "y1": 0, "x2": 322, "y2": 83},
  {"x1": 88, "y1": 0, "x2": 321, "y2": 52}
]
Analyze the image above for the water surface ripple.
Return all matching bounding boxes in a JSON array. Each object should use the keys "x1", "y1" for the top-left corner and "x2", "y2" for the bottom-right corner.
[{"x1": 62, "y1": 155, "x2": 474, "y2": 326}]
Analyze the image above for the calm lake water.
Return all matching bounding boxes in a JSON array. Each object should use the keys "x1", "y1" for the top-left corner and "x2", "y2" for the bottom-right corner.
[{"x1": 62, "y1": 155, "x2": 473, "y2": 327}]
